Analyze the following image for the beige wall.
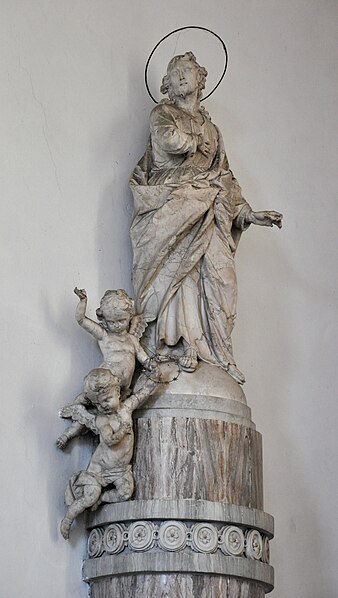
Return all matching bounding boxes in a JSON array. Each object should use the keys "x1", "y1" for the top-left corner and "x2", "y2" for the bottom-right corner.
[{"x1": 1, "y1": 1, "x2": 337, "y2": 596}]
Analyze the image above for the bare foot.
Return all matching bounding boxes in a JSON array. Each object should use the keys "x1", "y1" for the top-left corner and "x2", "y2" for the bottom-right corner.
[
  {"x1": 227, "y1": 364, "x2": 246, "y2": 385},
  {"x1": 90, "y1": 497, "x2": 102, "y2": 511},
  {"x1": 60, "y1": 517, "x2": 72, "y2": 540},
  {"x1": 179, "y1": 347, "x2": 198, "y2": 373},
  {"x1": 56, "y1": 434, "x2": 69, "y2": 450}
]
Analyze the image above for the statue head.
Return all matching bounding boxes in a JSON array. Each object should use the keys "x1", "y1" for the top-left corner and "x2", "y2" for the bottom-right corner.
[
  {"x1": 96, "y1": 289, "x2": 134, "y2": 333},
  {"x1": 84, "y1": 368, "x2": 121, "y2": 413},
  {"x1": 161, "y1": 51, "x2": 207, "y2": 101}
]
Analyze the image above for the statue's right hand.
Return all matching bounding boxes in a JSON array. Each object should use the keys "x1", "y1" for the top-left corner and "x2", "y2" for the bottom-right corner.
[{"x1": 74, "y1": 287, "x2": 87, "y2": 300}]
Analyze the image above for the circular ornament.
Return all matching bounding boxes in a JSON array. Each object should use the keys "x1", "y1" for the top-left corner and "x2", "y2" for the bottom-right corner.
[
  {"x1": 191, "y1": 523, "x2": 218, "y2": 553},
  {"x1": 158, "y1": 521, "x2": 187, "y2": 552},
  {"x1": 219, "y1": 526, "x2": 245, "y2": 556},
  {"x1": 128, "y1": 521, "x2": 155, "y2": 552},
  {"x1": 145, "y1": 26, "x2": 228, "y2": 103},
  {"x1": 87, "y1": 527, "x2": 104, "y2": 558},
  {"x1": 262, "y1": 536, "x2": 270, "y2": 564},
  {"x1": 103, "y1": 523, "x2": 125, "y2": 555},
  {"x1": 245, "y1": 529, "x2": 263, "y2": 560}
]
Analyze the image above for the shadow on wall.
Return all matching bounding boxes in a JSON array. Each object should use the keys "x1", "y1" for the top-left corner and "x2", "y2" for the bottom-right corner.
[
  {"x1": 39, "y1": 292, "x2": 99, "y2": 530},
  {"x1": 95, "y1": 58, "x2": 152, "y2": 298}
]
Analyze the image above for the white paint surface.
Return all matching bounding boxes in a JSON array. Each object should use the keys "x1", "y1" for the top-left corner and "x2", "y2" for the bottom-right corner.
[{"x1": 1, "y1": 1, "x2": 337, "y2": 596}]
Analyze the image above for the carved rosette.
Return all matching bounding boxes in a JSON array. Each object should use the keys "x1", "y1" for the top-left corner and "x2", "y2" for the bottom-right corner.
[
  {"x1": 190, "y1": 522, "x2": 219, "y2": 554},
  {"x1": 245, "y1": 529, "x2": 263, "y2": 560},
  {"x1": 87, "y1": 528, "x2": 104, "y2": 558},
  {"x1": 219, "y1": 525, "x2": 245, "y2": 556},
  {"x1": 158, "y1": 521, "x2": 187, "y2": 551},
  {"x1": 103, "y1": 524, "x2": 125, "y2": 555},
  {"x1": 262, "y1": 535, "x2": 270, "y2": 564},
  {"x1": 128, "y1": 521, "x2": 155, "y2": 552}
]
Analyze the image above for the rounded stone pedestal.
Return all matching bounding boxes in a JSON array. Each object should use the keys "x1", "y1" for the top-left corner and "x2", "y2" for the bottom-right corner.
[{"x1": 83, "y1": 363, "x2": 274, "y2": 597}]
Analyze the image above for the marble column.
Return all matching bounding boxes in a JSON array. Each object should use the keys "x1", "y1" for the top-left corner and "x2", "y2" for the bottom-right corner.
[{"x1": 83, "y1": 363, "x2": 274, "y2": 597}]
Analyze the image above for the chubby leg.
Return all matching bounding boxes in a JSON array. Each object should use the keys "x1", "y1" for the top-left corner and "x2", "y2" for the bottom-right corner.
[
  {"x1": 60, "y1": 476, "x2": 101, "y2": 540},
  {"x1": 100, "y1": 469, "x2": 134, "y2": 504}
]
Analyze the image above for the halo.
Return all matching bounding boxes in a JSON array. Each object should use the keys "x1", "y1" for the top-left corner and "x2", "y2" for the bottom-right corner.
[{"x1": 144, "y1": 26, "x2": 228, "y2": 103}]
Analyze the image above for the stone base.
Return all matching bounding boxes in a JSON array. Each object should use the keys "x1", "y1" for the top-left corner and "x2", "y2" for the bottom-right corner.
[
  {"x1": 90, "y1": 574, "x2": 266, "y2": 598},
  {"x1": 83, "y1": 363, "x2": 274, "y2": 596}
]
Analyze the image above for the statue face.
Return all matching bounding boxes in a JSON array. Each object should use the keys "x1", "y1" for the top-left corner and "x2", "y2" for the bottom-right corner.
[
  {"x1": 90, "y1": 385, "x2": 121, "y2": 414},
  {"x1": 105, "y1": 314, "x2": 130, "y2": 333},
  {"x1": 168, "y1": 58, "x2": 199, "y2": 99}
]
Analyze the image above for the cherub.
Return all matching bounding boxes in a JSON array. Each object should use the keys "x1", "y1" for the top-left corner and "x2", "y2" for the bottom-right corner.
[
  {"x1": 60, "y1": 368, "x2": 150, "y2": 540},
  {"x1": 75, "y1": 287, "x2": 151, "y2": 388},
  {"x1": 56, "y1": 287, "x2": 154, "y2": 450}
]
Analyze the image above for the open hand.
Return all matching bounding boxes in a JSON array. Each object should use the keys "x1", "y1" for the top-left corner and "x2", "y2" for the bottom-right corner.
[{"x1": 249, "y1": 210, "x2": 283, "y2": 228}]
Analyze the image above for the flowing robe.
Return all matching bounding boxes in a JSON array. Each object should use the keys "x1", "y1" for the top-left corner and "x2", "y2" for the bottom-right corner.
[{"x1": 130, "y1": 101, "x2": 252, "y2": 370}]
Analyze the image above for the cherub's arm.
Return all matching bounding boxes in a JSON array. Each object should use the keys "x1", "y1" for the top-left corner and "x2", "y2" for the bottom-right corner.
[
  {"x1": 100, "y1": 421, "x2": 132, "y2": 446},
  {"x1": 124, "y1": 386, "x2": 152, "y2": 412},
  {"x1": 59, "y1": 404, "x2": 98, "y2": 434},
  {"x1": 132, "y1": 336, "x2": 152, "y2": 369},
  {"x1": 74, "y1": 287, "x2": 104, "y2": 341}
]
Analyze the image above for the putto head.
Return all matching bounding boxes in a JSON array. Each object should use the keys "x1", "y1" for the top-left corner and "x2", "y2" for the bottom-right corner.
[
  {"x1": 83, "y1": 368, "x2": 121, "y2": 411},
  {"x1": 96, "y1": 289, "x2": 134, "y2": 329},
  {"x1": 160, "y1": 52, "x2": 208, "y2": 101}
]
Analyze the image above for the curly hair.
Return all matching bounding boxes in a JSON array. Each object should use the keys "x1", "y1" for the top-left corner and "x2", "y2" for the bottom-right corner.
[
  {"x1": 83, "y1": 368, "x2": 121, "y2": 394},
  {"x1": 96, "y1": 289, "x2": 134, "y2": 321},
  {"x1": 160, "y1": 52, "x2": 208, "y2": 100}
]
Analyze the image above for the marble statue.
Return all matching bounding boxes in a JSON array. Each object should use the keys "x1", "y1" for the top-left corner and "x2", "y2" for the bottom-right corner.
[
  {"x1": 130, "y1": 52, "x2": 283, "y2": 384},
  {"x1": 74, "y1": 287, "x2": 152, "y2": 391},
  {"x1": 56, "y1": 288, "x2": 154, "y2": 450},
  {"x1": 57, "y1": 288, "x2": 159, "y2": 538},
  {"x1": 59, "y1": 368, "x2": 151, "y2": 539}
]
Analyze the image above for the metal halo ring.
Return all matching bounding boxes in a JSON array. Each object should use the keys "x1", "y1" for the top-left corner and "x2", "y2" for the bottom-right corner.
[{"x1": 144, "y1": 26, "x2": 228, "y2": 103}]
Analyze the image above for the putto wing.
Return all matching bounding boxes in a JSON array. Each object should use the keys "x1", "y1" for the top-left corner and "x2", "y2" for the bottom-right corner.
[{"x1": 129, "y1": 314, "x2": 148, "y2": 339}]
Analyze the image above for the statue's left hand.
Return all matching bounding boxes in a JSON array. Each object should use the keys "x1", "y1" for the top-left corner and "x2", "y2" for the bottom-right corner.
[{"x1": 250, "y1": 210, "x2": 283, "y2": 228}]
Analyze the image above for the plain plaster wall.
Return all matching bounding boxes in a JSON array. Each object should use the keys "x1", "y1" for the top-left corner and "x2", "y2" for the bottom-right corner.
[{"x1": 1, "y1": 1, "x2": 337, "y2": 597}]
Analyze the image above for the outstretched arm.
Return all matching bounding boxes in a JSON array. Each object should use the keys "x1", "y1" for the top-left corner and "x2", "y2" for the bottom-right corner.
[
  {"x1": 59, "y1": 404, "x2": 98, "y2": 434},
  {"x1": 246, "y1": 210, "x2": 283, "y2": 228},
  {"x1": 132, "y1": 336, "x2": 152, "y2": 369},
  {"x1": 124, "y1": 384, "x2": 154, "y2": 412},
  {"x1": 74, "y1": 287, "x2": 104, "y2": 341}
]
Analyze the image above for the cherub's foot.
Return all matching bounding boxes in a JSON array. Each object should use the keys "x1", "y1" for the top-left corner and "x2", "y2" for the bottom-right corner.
[
  {"x1": 56, "y1": 434, "x2": 69, "y2": 450},
  {"x1": 179, "y1": 348, "x2": 198, "y2": 373},
  {"x1": 227, "y1": 364, "x2": 246, "y2": 385},
  {"x1": 90, "y1": 497, "x2": 102, "y2": 511},
  {"x1": 60, "y1": 517, "x2": 72, "y2": 540}
]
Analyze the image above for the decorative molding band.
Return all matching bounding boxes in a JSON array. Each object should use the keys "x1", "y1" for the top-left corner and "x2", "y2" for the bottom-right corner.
[
  {"x1": 87, "y1": 499, "x2": 274, "y2": 539},
  {"x1": 83, "y1": 550, "x2": 274, "y2": 593},
  {"x1": 86, "y1": 520, "x2": 270, "y2": 562}
]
